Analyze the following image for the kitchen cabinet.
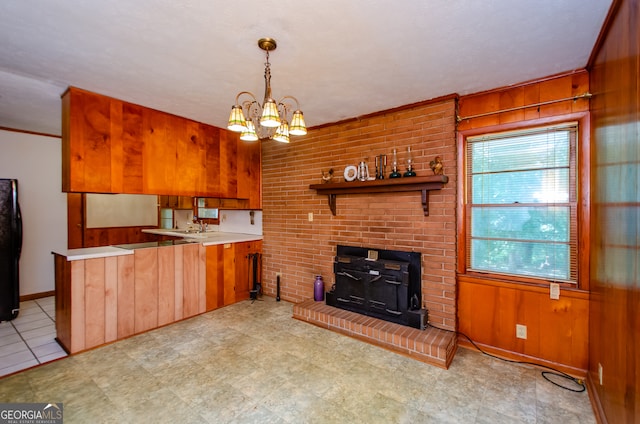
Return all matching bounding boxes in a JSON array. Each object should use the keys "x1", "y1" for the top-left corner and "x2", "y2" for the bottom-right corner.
[
  {"x1": 159, "y1": 195, "x2": 194, "y2": 210},
  {"x1": 218, "y1": 129, "x2": 262, "y2": 209},
  {"x1": 54, "y1": 243, "x2": 206, "y2": 354},
  {"x1": 61, "y1": 87, "x2": 223, "y2": 197},
  {"x1": 198, "y1": 198, "x2": 249, "y2": 209},
  {"x1": 205, "y1": 240, "x2": 262, "y2": 311}
]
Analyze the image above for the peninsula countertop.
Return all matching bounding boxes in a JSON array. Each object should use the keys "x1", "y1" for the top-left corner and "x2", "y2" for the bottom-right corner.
[{"x1": 53, "y1": 231, "x2": 263, "y2": 261}]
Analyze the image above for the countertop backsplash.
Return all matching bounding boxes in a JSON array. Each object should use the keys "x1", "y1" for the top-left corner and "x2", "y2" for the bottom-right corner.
[{"x1": 218, "y1": 210, "x2": 263, "y2": 235}]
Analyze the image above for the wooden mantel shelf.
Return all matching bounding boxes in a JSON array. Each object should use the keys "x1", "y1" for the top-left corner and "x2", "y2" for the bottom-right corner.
[{"x1": 310, "y1": 175, "x2": 449, "y2": 216}]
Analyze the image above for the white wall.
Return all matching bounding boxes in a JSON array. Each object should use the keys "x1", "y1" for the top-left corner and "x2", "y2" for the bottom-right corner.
[{"x1": 0, "y1": 129, "x2": 66, "y2": 296}]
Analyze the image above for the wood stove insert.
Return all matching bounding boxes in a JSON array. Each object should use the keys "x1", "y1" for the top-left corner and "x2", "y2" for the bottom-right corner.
[{"x1": 326, "y1": 245, "x2": 427, "y2": 329}]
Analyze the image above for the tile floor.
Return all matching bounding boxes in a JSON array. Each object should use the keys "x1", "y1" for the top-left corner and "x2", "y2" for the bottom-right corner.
[
  {"x1": 0, "y1": 297, "x2": 596, "y2": 423},
  {"x1": 0, "y1": 296, "x2": 67, "y2": 377}
]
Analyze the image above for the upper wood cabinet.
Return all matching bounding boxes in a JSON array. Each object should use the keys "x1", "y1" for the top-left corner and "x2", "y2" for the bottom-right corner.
[{"x1": 61, "y1": 87, "x2": 259, "y2": 205}]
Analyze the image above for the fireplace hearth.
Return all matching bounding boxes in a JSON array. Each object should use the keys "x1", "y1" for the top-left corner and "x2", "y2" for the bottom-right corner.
[{"x1": 326, "y1": 245, "x2": 427, "y2": 329}]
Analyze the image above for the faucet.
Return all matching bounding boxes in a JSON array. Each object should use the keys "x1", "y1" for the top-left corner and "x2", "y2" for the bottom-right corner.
[{"x1": 193, "y1": 218, "x2": 206, "y2": 233}]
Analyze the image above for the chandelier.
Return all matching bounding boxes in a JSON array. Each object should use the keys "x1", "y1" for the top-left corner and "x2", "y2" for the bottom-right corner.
[{"x1": 227, "y1": 38, "x2": 307, "y2": 143}]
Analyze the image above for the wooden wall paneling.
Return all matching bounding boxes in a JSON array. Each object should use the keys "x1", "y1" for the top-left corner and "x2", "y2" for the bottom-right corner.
[
  {"x1": 67, "y1": 193, "x2": 84, "y2": 249},
  {"x1": 458, "y1": 278, "x2": 589, "y2": 373},
  {"x1": 117, "y1": 254, "x2": 135, "y2": 338},
  {"x1": 205, "y1": 244, "x2": 224, "y2": 311},
  {"x1": 538, "y1": 296, "x2": 589, "y2": 369},
  {"x1": 182, "y1": 243, "x2": 200, "y2": 317},
  {"x1": 588, "y1": 2, "x2": 640, "y2": 420},
  {"x1": 134, "y1": 248, "x2": 158, "y2": 333},
  {"x1": 54, "y1": 254, "x2": 72, "y2": 353},
  {"x1": 121, "y1": 102, "x2": 144, "y2": 193},
  {"x1": 174, "y1": 244, "x2": 184, "y2": 320},
  {"x1": 70, "y1": 260, "x2": 86, "y2": 353},
  {"x1": 157, "y1": 245, "x2": 176, "y2": 326},
  {"x1": 198, "y1": 245, "x2": 207, "y2": 314},
  {"x1": 104, "y1": 256, "x2": 119, "y2": 343},
  {"x1": 457, "y1": 70, "x2": 590, "y2": 132},
  {"x1": 84, "y1": 258, "x2": 106, "y2": 349}
]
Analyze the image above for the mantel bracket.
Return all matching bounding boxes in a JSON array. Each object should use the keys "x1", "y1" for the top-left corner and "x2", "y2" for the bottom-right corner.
[
  {"x1": 421, "y1": 189, "x2": 429, "y2": 216},
  {"x1": 328, "y1": 193, "x2": 337, "y2": 216}
]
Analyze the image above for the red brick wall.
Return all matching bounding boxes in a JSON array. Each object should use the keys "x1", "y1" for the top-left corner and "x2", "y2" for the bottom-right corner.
[{"x1": 261, "y1": 97, "x2": 458, "y2": 330}]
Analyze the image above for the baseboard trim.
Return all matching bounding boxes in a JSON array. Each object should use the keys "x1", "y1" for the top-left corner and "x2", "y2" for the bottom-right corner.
[
  {"x1": 20, "y1": 291, "x2": 55, "y2": 302},
  {"x1": 586, "y1": 373, "x2": 608, "y2": 424},
  {"x1": 457, "y1": 336, "x2": 587, "y2": 378}
]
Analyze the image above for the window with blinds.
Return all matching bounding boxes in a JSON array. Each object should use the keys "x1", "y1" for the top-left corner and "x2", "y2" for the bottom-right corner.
[{"x1": 465, "y1": 123, "x2": 578, "y2": 284}]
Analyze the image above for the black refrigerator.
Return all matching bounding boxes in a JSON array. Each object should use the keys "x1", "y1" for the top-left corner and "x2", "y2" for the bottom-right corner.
[{"x1": 0, "y1": 178, "x2": 22, "y2": 321}]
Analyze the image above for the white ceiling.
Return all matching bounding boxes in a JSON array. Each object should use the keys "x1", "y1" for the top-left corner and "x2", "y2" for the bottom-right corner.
[{"x1": 0, "y1": 1, "x2": 612, "y2": 136}]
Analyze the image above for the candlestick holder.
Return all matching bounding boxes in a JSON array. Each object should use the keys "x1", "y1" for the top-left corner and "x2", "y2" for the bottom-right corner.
[
  {"x1": 389, "y1": 148, "x2": 402, "y2": 178},
  {"x1": 404, "y1": 146, "x2": 416, "y2": 177},
  {"x1": 375, "y1": 154, "x2": 387, "y2": 179}
]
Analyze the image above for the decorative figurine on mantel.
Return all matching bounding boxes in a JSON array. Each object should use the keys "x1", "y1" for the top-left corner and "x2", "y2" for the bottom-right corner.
[
  {"x1": 403, "y1": 146, "x2": 416, "y2": 177},
  {"x1": 429, "y1": 156, "x2": 444, "y2": 175},
  {"x1": 321, "y1": 168, "x2": 334, "y2": 183}
]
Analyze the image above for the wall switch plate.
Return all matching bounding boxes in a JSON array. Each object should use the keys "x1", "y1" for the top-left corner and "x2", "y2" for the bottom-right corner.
[
  {"x1": 516, "y1": 324, "x2": 527, "y2": 339},
  {"x1": 598, "y1": 363, "x2": 603, "y2": 385},
  {"x1": 550, "y1": 283, "x2": 560, "y2": 300},
  {"x1": 308, "y1": 212, "x2": 313, "y2": 222}
]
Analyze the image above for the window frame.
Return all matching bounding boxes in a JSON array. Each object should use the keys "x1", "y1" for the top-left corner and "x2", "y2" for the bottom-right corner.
[{"x1": 457, "y1": 113, "x2": 590, "y2": 291}]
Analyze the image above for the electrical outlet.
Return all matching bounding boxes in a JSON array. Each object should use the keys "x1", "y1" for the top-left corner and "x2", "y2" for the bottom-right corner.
[
  {"x1": 308, "y1": 212, "x2": 313, "y2": 222},
  {"x1": 598, "y1": 363, "x2": 603, "y2": 385},
  {"x1": 516, "y1": 324, "x2": 527, "y2": 339},
  {"x1": 550, "y1": 282, "x2": 560, "y2": 300}
]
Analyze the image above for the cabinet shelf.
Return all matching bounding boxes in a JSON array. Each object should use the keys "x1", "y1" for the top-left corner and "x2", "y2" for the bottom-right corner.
[{"x1": 309, "y1": 175, "x2": 448, "y2": 216}]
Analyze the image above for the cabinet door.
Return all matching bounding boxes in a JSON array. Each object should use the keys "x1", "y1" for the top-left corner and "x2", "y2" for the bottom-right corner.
[
  {"x1": 236, "y1": 137, "x2": 262, "y2": 209},
  {"x1": 62, "y1": 87, "x2": 117, "y2": 193},
  {"x1": 206, "y1": 243, "x2": 236, "y2": 311},
  {"x1": 218, "y1": 130, "x2": 238, "y2": 199},
  {"x1": 218, "y1": 130, "x2": 262, "y2": 208},
  {"x1": 205, "y1": 241, "x2": 262, "y2": 311},
  {"x1": 62, "y1": 87, "x2": 225, "y2": 197},
  {"x1": 205, "y1": 244, "x2": 225, "y2": 311},
  {"x1": 234, "y1": 240, "x2": 263, "y2": 301}
]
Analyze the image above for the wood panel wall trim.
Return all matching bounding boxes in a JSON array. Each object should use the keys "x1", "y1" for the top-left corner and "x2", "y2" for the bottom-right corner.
[
  {"x1": 456, "y1": 341, "x2": 588, "y2": 378},
  {"x1": 458, "y1": 274, "x2": 590, "y2": 300},
  {"x1": 457, "y1": 69, "x2": 589, "y2": 103},
  {"x1": 585, "y1": 374, "x2": 608, "y2": 424}
]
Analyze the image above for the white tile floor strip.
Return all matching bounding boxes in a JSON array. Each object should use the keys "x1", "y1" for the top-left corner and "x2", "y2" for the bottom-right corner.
[{"x1": 0, "y1": 297, "x2": 67, "y2": 377}]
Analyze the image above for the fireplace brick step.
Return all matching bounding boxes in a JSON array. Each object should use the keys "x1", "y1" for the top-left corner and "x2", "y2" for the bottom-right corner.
[{"x1": 293, "y1": 299, "x2": 456, "y2": 369}]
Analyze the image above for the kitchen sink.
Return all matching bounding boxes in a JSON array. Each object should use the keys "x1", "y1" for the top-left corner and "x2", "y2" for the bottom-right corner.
[{"x1": 159, "y1": 229, "x2": 214, "y2": 239}]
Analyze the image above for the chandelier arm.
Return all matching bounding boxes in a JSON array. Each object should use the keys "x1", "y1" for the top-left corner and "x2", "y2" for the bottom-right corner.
[
  {"x1": 234, "y1": 91, "x2": 259, "y2": 105},
  {"x1": 277, "y1": 95, "x2": 302, "y2": 110}
]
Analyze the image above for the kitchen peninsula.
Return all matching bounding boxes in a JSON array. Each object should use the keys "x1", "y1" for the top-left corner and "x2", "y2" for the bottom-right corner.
[{"x1": 53, "y1": 232, "x2": 262, "y2": 354}]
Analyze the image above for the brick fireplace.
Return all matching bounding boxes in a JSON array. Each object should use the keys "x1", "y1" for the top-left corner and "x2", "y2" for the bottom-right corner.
[{"x1": 261, "y1": 96, "x2": 458, "y2": 367}]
